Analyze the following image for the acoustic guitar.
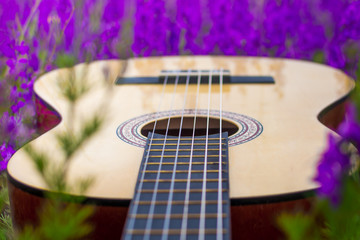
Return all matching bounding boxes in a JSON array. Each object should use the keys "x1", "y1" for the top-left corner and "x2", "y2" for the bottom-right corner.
[{"x1": 7, "y1": 56, "x2": 354, "y2": 239}]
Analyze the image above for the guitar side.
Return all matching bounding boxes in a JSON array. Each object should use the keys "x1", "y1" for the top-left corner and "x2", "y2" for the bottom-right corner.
[{"x1": 7, "y1": 56, "x2": 354, "y2": 239}]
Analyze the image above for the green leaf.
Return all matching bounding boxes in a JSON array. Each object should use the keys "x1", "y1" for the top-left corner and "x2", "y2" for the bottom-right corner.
[
  {"x1": 39, "y1": 203, "x2": 93, "y2": 240},
  {"x1": 278, "y1": 212, "x2": 317, "y2": 240},
  {"x1": 24, "y1": 145, "x2": 49, "y2": 175},
  {"x1": 58, "y1": 71, "x2": 90, "y2": 103},
  {"x1": 55, "y1": 54, "x2": 77, "y2": 69},
  {"x1": 81, "y1": 115, "x2": 103, "y2": 140},
  {"x1": 313, "y1": 51, "x2": 325, "y2": 64}
]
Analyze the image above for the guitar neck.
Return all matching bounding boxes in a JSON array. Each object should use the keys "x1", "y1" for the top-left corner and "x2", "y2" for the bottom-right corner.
[{"x1": 122, "y1": 132, "x2": 231, "y2": 239}]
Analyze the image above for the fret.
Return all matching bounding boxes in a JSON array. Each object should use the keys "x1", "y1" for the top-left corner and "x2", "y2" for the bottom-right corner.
[
  {"x1": 135, "y1": 200, "x2": 228, "y2": 205},
  {"x1": 141, "y1": 178, "x2": 225, "y2": 183},
  {"x1": 138, "y1": 189, "x2": 227, "y2": 193},
  {"x1": 147, "y1": 154, "x2": 226, "y2": 158},
  {"x1": 151, "y1": 143, "x2": 226, "y2": 146},
  {"x1": 142, "y1": 169, "x2": 227, "y2": 173},
  {"x1": 151, "y1": 137, "x2": 226, "y2": 141},
  {"x1": 130, "y1": 213, "x2": 227, "y2": 219},
  {"x1": 146, "y1": 161, "x2": 227, "y2": 165},
  {"x1": 147, "y1": 148, "x2": 226, "y2": 152},
  {"x1": 126, "y1": 228, "x2": 228, "y2": 235}
]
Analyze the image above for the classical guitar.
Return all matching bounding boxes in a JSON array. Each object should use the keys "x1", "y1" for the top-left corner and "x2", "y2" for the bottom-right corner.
[{"x1": 7, "y1": 56, "x2": 354, "y2": 239}]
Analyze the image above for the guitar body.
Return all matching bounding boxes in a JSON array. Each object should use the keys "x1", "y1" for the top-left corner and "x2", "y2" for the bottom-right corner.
[{"x1": 7, "y1": 56, "x2": 354, "y2": 239}]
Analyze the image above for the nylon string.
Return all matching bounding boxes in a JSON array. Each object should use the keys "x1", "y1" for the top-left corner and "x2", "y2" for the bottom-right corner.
[
  {"x1": 180, "y1": 70, "x2": 202, "y2": 240},
  {"x1": 217, "y1": 68, "x2": 224, "y2": 239},
  {"x1": 198, "y1": 70, "x2": 213, "y2": 240},
  {"x1": 123, "y1": 72, "x2": 170, "y2": 240},
  {"x1": 143, "y1": 72, "x2": 181, "y2": 240},
  {"x1": 162, "y1": 70, "x2": 191, "y2": 239}
]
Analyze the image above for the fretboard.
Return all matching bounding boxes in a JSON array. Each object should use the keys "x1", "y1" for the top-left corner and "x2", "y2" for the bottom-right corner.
[{"x1": 122, "y1": 132, "x2": 231, "y2": 240}]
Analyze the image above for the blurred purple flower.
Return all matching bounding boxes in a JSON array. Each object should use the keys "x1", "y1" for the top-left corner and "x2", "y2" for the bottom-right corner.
[
  {"x1": 11, "y1": 101, "x2": 25, "y2": 113},
  {"x1": 176, "y1": 0, "x2": 201, "y2": 54},
  {"x1": 338, "y1": 104, "x2": 360, "y2": 149},
  {"x1": 0, "y1": 142, "x2": 15, "y2": 171},
  {"x1": 314, "y1": 135, "x2": 350, "y2": 205},
  {"x1": 0, "y1": 0, "x2": 19, "y2": 30},
  {"x1": 326, "y1": 40, "x2": 347, "y2": 70},
  {"x1": 262, "y1": 0, "x2": 327, "y2": 59},
  {"x1": 29, "y1": 53, "x2": 39, "y2": 72},
  {"x1": 56, "y1": 0, "x2": 73, "y2": 25},
  {"x1": 37, "y1": 0, "x2": 55, "y2": 34},
  {"x1": 0, "y1": 112, "x2": 17, "y2": 135},
  {"x1": 340, "y1": 1, "x2": 360, "y2": 41},
  {"x1": 16, "y1": 41, "x2": 30, "y2": 55},
  {"x1": 132, "y1": 0, "x2": 171, "y2": 56},
  {"x1": 103, "y1": 0, "x2": 124, "y2": 23}
]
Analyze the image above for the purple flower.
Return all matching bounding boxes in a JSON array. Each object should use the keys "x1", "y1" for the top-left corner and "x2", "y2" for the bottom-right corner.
[
  {"x1": 0, "y1": 0, "x2": 19, "y2": 31},
  {"x1": 325, "y1": 40, "x2": 347, "y2": 69},
  {"x1": 340, "y1": 1, "x2": 360, "y2": 41},
  {"x1": 132, "y1": 0, "x2": 171, "y2": 56},
  {"x1": 314, "y1": 135, "x2": 350, "y2": 205},
  {"x1": 0, "y1": 142, "x2": 15, "y2": 171},
  {"x1": 176, "y1": 0, "x2": 202, "y2": 54},
  {"x1": 56, "y1": 0, "x2": 73, "y2": 25},
  {"x1": 0, "y1": 36, "x2": 16, "y2": 58},
  {"x1": 102, "y1": 1, "x2": 124, "y2": 23},
  {"x1": 338, "y1": 104, "x2": 360, "y2": 149},
  {"x1": 29, "y1": 53, "x2": 39, "y2": 71},
  {"x1": 16, "y1": 41, "x2": 30, "y2": 55},
  {"x1": 11, "y1": 101, "x2": 25, "y2": 113},
  {"x1": 0, "y1": 112, "x2": 17, "y2": 135}
]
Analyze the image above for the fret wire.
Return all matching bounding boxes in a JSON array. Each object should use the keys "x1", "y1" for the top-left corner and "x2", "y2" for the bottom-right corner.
[
  {"x1": 127, "y1": 228, "x2": 228, "y2": 235},
  {"x1": 151, "y1": 143, "x2": 226, "y2": 146},
  {"x1": 162, "y1": 70, "x2": 191, "y2": 240},
  {"x1": 138, "y1": 189, "x2": 227, "y2": 193},
  {"x1": 143, "y1": 73, "x2": 181, "y2": 240},
  {"x1": 141, "y1": 178, "x2": 225, "y2": 183},
  {"x1": 146, "y1": 161, "x2": 227, "y2": 165},
  {"x1": 147, "y1": 148, "x2": 226, "y2": 152},
  {"x1": 135, "y1": 200, "x2": 228, "y2": 205},
  {"x1": 142, "y1": 170, "x2": 226, "y2": 173},
  {"x1": 130, "y1": 213, "x2": 227, "y2": 219},
  {"x1": 148, "y1": 155, "x2": 226, "y2": 158},
  {"x1": 151, "y1": 138, "x2": 226, "y2": 141}
]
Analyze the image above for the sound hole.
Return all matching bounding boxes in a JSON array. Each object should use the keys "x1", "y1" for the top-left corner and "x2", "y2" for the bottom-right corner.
[{"x1": 141, "y1": 116, "x2": 239, "y2": 137}]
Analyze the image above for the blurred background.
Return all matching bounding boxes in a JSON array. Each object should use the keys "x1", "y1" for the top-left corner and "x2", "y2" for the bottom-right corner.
[
  {"x1": 1, "y1": 1, "x2": 360, "y2": 239},
  {"x1": 1, "y1": 0, "x2": 360, "y2": 162}
]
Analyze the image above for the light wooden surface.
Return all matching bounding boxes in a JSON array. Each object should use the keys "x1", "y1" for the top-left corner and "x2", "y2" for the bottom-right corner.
[{"x1": 7, "y1": 56, "x2": 354, "y2": 200}]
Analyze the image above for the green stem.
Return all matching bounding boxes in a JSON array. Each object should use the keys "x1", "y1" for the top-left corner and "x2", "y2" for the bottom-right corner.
[{"x1": 19, "y1": 0, "x2": 42, "y2": 42}]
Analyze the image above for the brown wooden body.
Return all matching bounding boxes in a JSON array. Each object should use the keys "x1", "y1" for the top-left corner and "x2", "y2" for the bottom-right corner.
[
  {"x1": 7, "y1": 56, "x2": 353, "y2": 239},
  {"x1": 9, "y1": 176, "x2": 313, "y2": 240}
]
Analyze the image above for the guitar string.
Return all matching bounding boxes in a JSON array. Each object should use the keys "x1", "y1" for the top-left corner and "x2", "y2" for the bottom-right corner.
[
  {"x1": 161, "y1": 69, "x2": 191, "y2": 240},
  {"x1": 123, "y1": 72, "x2": 170, "y2": 240},
  {"x1": 180, "y1": 70, "x2": 202, "y2": 240},
  {"x1": 198, "y1": 70, "x2": 213, "y2": 240},
  {"x1": 217, "y1": 68, "x2": 224, "y2": 239},
  {"x1": 143, "y1": 72, "x2": 181, "y2": 240}
]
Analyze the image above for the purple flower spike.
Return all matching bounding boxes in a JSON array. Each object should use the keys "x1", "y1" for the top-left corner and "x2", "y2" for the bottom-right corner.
[{"x1": 314, "y1": 135, "x2": 350, "y2": 206}]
